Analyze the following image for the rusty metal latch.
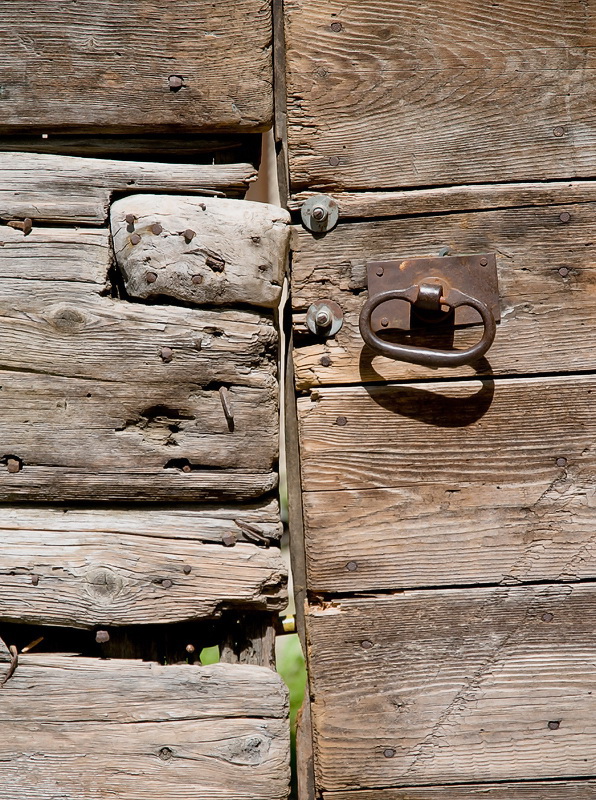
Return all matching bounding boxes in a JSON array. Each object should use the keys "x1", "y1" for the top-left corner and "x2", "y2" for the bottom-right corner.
[{"x1": 359, "y1": 254, "x2": 500, "y2": 368}]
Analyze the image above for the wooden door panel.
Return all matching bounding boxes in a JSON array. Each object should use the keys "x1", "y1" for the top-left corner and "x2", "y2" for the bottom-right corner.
[
  {"x1": 291, "y1": 191, "x2": 596, "y2": 388},
  {"x1": 0, "y1": 655, "x2": 290, "y2": 800},
  {"x1": 307, "y1": 585, "x2": 596, "y2": 790},
  {"x1": 285, "y1": 0, "x2": 596, "y2": 191},
  {"x1": 0, "y1": 1, "x2": 273, "y2": 133}
]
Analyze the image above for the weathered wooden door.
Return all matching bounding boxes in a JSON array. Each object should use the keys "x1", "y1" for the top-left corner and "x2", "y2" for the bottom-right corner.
[
  {"x1": 0, "y1": 4, "x2": 292, "y2": 799},
  {"x1": 282, "y1": 1, "x2": 596, "y2": 797}
]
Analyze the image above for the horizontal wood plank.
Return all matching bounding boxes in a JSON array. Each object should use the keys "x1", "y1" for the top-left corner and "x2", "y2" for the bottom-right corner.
[
  {"x1": 291, "y1": 198, "x2": 596, "y2": 387},
  {"x1": 285, "y1": 0, "x2": 596, "y2": 190},
  {"x1": 307, "y1": 584, "x2": 596, "y2": 790},
  {"x1": 298, "y1": 375, "x2": 596, "y2": 591},
  {"x1": 0, "y1": 1, "x2": 273, "y2": 134},
  {"x1": 0, "y1": 656, "x2": 290, "y2": 800},
  {"x1": 0, "y1": 153, "x2": 256, "y2": 224},
  {"x1": 112, "y1": 195, "x2": 290, "y2": 308},
  {"x1": 0, "y1": 507, "x2": 286, "y2": 627},
  {"x1": 324, "y1": 781, "x2": 596, "y2": 800}
]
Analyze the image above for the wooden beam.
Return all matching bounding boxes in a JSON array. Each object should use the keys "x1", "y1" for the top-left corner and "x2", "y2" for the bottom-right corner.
[{"x1": 323, "y1": 781, "x2": 596, "y2": 800}]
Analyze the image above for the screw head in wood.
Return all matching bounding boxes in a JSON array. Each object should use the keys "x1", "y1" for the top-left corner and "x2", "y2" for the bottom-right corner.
[
  {"x1": 182, "y1": 564, "x2": 192, "y2": 574},
  {"x1": 559, "y1": 211, "x2": 571, "y2": 223},
  {"x1": 150, "y1": 222, "x2": 163, "y2": 235},
  {"x1": 328, "y1": 156, "x2": 340, "y2": 167},
  {"x1": 320, "y1": 354, "x2": 332, "y2": 367},
  {"x1": 383, "y1": 748, "x2": 395, "y2": 758},
  {"x1": 556, "y1": 457, "x2": 567, "y2": 467},
  {"x1": 361, "y1": 640, "x2": 373, "y2": 649},
  {"x1": 162, "y1": 579, "x2": 173, "y2": 589},
  {"x1": 381, "y1": 317, "x2": 389, "y2": 327},
  {"x1": 160, "y1": 346, "x2": 173, "y2": 362},
  {"x1": 335, "y1": 416, "x2": 348, "y2": 426},
  {"x1": 6, "y1": 457, "x2": 21, "y2": 473},
  {"x1": 553, "y1": 126, "x2": 565, "y2": 137},
  {"x1": 541, "y1": 612, "x2": 554, "y2": 622},
  {"x1": 346, "y1": 561, "x2": 358, "y2": 571},
  {"x1": 330, "y1": 21, "x2": 343, "y2": 31},
  {"x1": 558, "y1": 267, "x2": 569, "y2": 277}
]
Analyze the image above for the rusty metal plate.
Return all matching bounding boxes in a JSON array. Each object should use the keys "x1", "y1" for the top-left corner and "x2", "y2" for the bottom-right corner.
[{"x1": 367, "y1": 254, "x2": 500, "y2": 332}]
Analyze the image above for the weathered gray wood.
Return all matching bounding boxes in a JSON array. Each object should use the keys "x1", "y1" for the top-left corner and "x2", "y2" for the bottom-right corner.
[
  {"x1": 0, "y1": 153, "x2": 257, "y2": 224},
  {"x1": 111, "y1": 195, "x2": 291, "y2": 309},
  {"x1": 291, "y1": 198, "x2": 596, "y2": 387},
  {"x1": 0, "y1": 655, "x2": 290, "y2": 800},
  {"x1": 0, "y1": 1, "x2": 273, "y2": 134},
  {"x1": 307, "y1": 584, "x2": 596, "y2": 789},
  {"x1": 324, "y1": 781, "x2": 596, "y2": 800},
  {"x1": 221, "y1": 613, "x2": 278, "y2": 669},
  {"x1": 0, "y1": 509, "x2": 287, "y2": 628},
  {"x1": 0, "y1": 636, "x2": 9, "y2": 662},
  {"x1": 298, "y1": 375, "x2": 596, "y2": 592},
  {"x1": 289, "y1": 180, "x2": 596, "y2": 219},
  {"x1": 285, "y1": 0, "x2": 596, "y2": 191}
]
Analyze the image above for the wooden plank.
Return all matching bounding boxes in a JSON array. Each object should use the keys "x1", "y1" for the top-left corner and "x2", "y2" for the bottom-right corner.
[
  {"x1": 0, "y1": 507, "x2": 287, "y2": 628},
  {"x1": 0, "y1": 1, "x2": 273, "y2": 134},
  {"x1": 284, "y1": 0, "x2": 596, "y2": 191},
  {"x1": 324, "y1": 780, "x2": 596, "y2": 800},
  {"x1": 306, "y1": 584, "x2": 596, "y2": 790},
  {"x1": 291, "y1": 198, "x2": 596, "y2": 387},
  {"x1": 298, "y1": 375, "x2": 596, "y2": 592},
  {"x1": 0, "y1": 655, "x2": 290, "y2": 800},
  {"x1": 0, "y1": 153, "x2": 257, "y2": 224},
  {"x1": 112, "y1": 195, "x2": 290, "y2": 309},
  {"x1": 0, "y1": 228, "x2": 279, "y2": 500}
]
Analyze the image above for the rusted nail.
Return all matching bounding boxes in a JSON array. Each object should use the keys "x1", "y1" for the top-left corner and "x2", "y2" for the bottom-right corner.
[
  {"x1": 346, "y1": 561, "x2": 358, "y2": 572},
  {"x1": 556, "y1": 457, "x2": 567, "y2": 467},
  {"x1": 219, "y1": 386, "x2": 234, "y2": 429},
  {"x1": 376, "y1": 266, "x2": 384, "y2": 277},
  {"x1": 159, "y1": 747, "x2": 173, "y2": 760},
  {"x1": 160, "y1": 346, "x2": 173, "y2": 362},
  {"x1": 6, "y1": 457, "x2": 21, "y2": 473},
  {"x1": 185, "y1": 643, "x2": 195, "y2": 654},
  {"x1": 191, "y1": 274, "x2": 203, "y2": 284},
  {"x1": 31, "y1": 574, "x2": 39, "y2": 586},
  {"x1": 21, "y1": 636, "x2": 43, "y2": 654},
  {"x1": 559, "y1": 211, "x2": 571, "y2": 223},
  {"x1": 381, "y1": 317, "x2": 389, "y2": 327},
  {"x1": 553, "y1": 126, "x2": 565, "y2": 137},
  {"x1": 361, "y1": 640, "x2": 373, "y2": 649},
  {"x1": 150, "y1": 222, "x2": 163, "y2": 235},
  {"x1": 335, "y1": 416, "x2": 348, "y2": 426},
  {"x1": 383, "y1": 748, "x2": 395, "y2": 758},
  {"x1": 199, "y1": 202, "x2": 207, "y2": 211},
  {"x1": 558, "y1": 267, "x2": 569, "y2": 277},
  {"x1": 22, "y1": 218, "x2": 32, "y2": 235},
  {"x1": 330, "y1": 21, "x2": 343, "y2": 31},
  {"x1": 162, "y1": 579, "x2": 173, "y2": 589},
  {"x1": 236, "y1": 520, "x2": 269, "y2": 546},
  {"x1": 548, "y1": 720, "x2": 560, "y2": 730},
  {"x1": 182, "y1": 464, "x2": 191, "y2": 473},
  {"x1": 1, "y1": 645, "x2": 18, "y2": 687},
  {"x1": 183, "y1": 229, "x2": 196, "y2": 243},
  {"x1": 328, "y1": 156, "x2": 340, "y2": 166},
  {"x1": 95, "y1": 630, "x2": 110, "y2": 644},
  {"x1": 222, "y1": 532, "x2": 237, "y2": 547},
  {"x1": 320, "y1": 355, "x2": 332, "y2": 367},
  {"x1": 182, "y1": 564, "x2": 192, "y2": 575},
  {"x1": 146, "y1": 271, "x2": 157, "y2": 284},
  {"x1": 541, "y1": 612, "x2": 554, "y2": 622},
  {"x1": 479, "y1": 257, "x2": 488, "y2": 266},
  {"x1": 130, "y1": 233, "x2": 141, "y2": 245},
  {"x1": 206, "y1": 254, "x2": 225, "y2": 272},
  {"x1": 195, "y1": 339, "x2": 203, "y2": 351},
  {"x1": 125, "y1": 214, "x2": 136, "y2": 226},
  {"x1": 168, "y1": 75, "x2": 184, "y2": 89}
]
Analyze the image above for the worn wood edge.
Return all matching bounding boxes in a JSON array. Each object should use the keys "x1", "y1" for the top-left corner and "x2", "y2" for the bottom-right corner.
[
  {"x1": 273, "y1": 0, "x2": 290, "y2": 208},
  {"x1": 0, "y1": 152, "x2": 257, "y2": 224},
  {"x1": 288, "y1": 180, "x2": 596, "y2": 220},
  {"x1": 296, "y1": 687, "x2": 317, "y2": 800},
  {"x1": 322, "y1": 779, "x2": 596, "y2": 800},
  {"x1": 0, "y1": 635, "x2": 9, "y2": 662}
]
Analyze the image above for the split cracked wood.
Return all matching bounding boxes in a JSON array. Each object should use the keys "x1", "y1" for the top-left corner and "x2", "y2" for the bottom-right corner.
[
  {"x1": 285, "y1": 0, "x2": 596, "y2": 191},
  {"x1": 298, "y1": 374, "x2": 596, "y2": 592},
  {"x1": 0, "y1": 656, "x2": 290, "y2": 800},
  {"x1": 111, "y1": 195, "x2": 291, "y2": 309},
  {"x1": 0, "y1": 506, "x2": 287, "y2": 627},
  {"x1": 0, "y1": 0, "x2": 273, "y2": 134},
  {"x1": 307, "y1": 584, "x2": 596, "y2": 790},
  {"x1": 0, "y1": 152, "x2": 257, "y2": 224}
]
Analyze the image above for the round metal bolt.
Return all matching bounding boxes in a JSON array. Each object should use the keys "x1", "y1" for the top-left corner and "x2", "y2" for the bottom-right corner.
[
  {"x1": 376, "y1": 266, "x2": 384, "y2": 277},
  {"x1": 95, "y1": 630, "x2": 110, "y2": 644},
  {"x1": 151, "y1": 222, "x2": 163, "y2": 235},
  {"x1": 480, "y1": 257, "x2": 488, "y2": 266},
  {"x1": 130, "y1": 233, "x2": 141, "y2": 245},
  {"x1": 553, "y1": 126, "x2": 565, "y2": 137},
  {"x1": 182, "y1": 464, "x2": 191, "y2": 473},
  {"x1": 182, "y1": 565, "x2": 192, "y2": 575},
  {"x1": 320, "y1": 355, "x2": 332, "y2": 367},
  {"x1": 306, "y1": 299, "x2": 344, "y2": 337},
  {"x1": 162, "y1": 579, "x2": 173, "y2": 589},
  {"x1": 330, "y1": 21, "x2": 343, "y2": 31},
  {"x1": 548, "y1": 720, "x2": 560, "y2": 730},
  {"x1": 361, "y1": 640, "x2": 373, "y2": 649},
  {"x1": 191, "y1": 274, "x2": 203, "y2": 285},
  {"x1": 125, "y1": 214, "x2": 135, "y2": 225},
  {"x1": 541, "y1": 612, "x2": 554, "y2": 622},
  {"x1": 315, "y1": 308, "x2": 332, "y2": 328},
  {"x1": 556, "y1": 457, "x2": 567, "y2": 467},
  {"x1": 381, "y1": 317, "x2": 389, "y2": 327},
  {"x1": 312, "y1": 205, "x2": 328, "y2": 222},
  {"x1": 335, "y1": 416, "x2": 348, "y2": 426},
  {"x1": 346, "y1": 561, "x2": 358, "y2": 572},
  {"x1": 559, "y1": 211, "x2": 571, "y2": 223},
  {"x1": 168, "y1": 75, "x2": 184, "y2": 89},
  {"x1": 558, "y1": 267, "x2": 569, "y2": 277},
  {"x1": 160, "y1": 347, "x2": 173, "y2": 363},
  {"x1": 301, "y1": 194, "x2": 339, "y2": 233},
  {"x1": 329, "y1": 156, "x2": 340, "y2": 167},
  {"x1": 146, "y1": 271, "x2": 157, "y2": 284},
  {"x1": 383, "y1": 749, "x2": 396, "y2": 758}
]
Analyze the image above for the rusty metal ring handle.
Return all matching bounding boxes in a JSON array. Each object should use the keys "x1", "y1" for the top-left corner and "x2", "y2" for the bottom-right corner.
[{"x1": 359, "y1": 285, "x2": 496, "y2": 367}]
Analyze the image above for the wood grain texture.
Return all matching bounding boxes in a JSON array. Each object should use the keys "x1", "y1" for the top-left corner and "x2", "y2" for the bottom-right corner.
[
  {"x1": 0, "y1": 655, "x2": 290, "y2": 800},
  {"x1": 299, "y1": 375, "x2": 596, "y2": 592},
  {"x1": 324, "y1": 780, "x2": 596, "y2": 800},
  {"x1": 285, "y1": 0, "x2": 596, "y2": 190},
  {"x1": 0, "y1": 227, "x2": 279, "y2": 501},
  {"x1": 0, "y1": 1, "x2": 273, "y2": 134},
  {"x1": 307, "y1": 584, "x2": 596, "y2": 789},
  {"x1": 112, "y1": 195, "x2": 290, "y2": 308},
  {"x1": 291, "y1": 198, "x2": 596, "y2": 387},
  {"x1": 0, "y1": 507, "x2": 287, "y2": 627},
  {"x1": 0, "y1": 153, "x2": 256, "y2": 224}
]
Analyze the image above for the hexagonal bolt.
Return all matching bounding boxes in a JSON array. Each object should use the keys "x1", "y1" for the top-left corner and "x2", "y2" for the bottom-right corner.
[
  {"x1": 315, "y1": 306, "x2": 333, "y2": 328},
  {"x1": 312, "y1": 205, "x2": 328, "y2": 222}
]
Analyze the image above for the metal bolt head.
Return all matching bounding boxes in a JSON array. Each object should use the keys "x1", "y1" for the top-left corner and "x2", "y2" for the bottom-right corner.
[
  {"x1": 162, "y1": 579, "x2": 173, "y2": 589},
  {"x1": 306, "y1": 299, "x2": 344, "y2": 337},
  {"x1": 320, "y1": 355, "x2": 332, "y2": 367},
  {"x1": 361, "y1": 640, "x2": 373, "y2": 649},
  {"x1": 553, "y1": 126, "x2": 565, "y2": 137},
  {"x1": 335, "y1": 416, "x2": 348, "y2": 426},
  {"x1": 191, "y1": 274, "x2": 203, "y2": 285},
  {"x1": 559, "y1": 211, "x2": 571, "y2": 223},
  {"x1": 160, "y1": 346, "x2": 173, "y2": 363},
  {"x1": 556, "y1": 457, "x2": 567, "y2": 467},
  {"x1": 312, "y1": 205, "x2": 328, "y2": 222},
  {"x1": 183, "y1": 228, "x2": 196, "y2": 243},
  {"x1": 182, "y1": 564, "x2": 192, "y2": 575},
  {"x1": 130, "y1": 233, "x2": 141, "y2": 245},
  {"x1": 95, "y1": 630, "x2": 110, "y2": 644},
  {"x1": 146, "y1": 271, "x2": 157, "y2": 284},
  {"x1": 548, "y1": 720, "x2": 560, "y2": 730},
  {"x1": 383, "y1": 748, "x2": 395, "y2": 758},
  {"x1": 168, "y1": 75, "x2": 184, "y2": 89},
  {"x1": 376, "y1": 266, "x2": 384, "y2": 277},
  {"x1": 151, "y1": 222, "x2": 163, "y2": 235},
  {"x1": 329, "y1": 155, "x2": 340, "y2": 167},
  {"x1": 31, "y1": 574, "x2": 39, "y2": 586},
  {"x1": 301, "y1": 194, "x2": 339, "y2": 233},
  {"x1": 125, "y1": 214, "x2": 135, "y2": 225},
  {"x1": 330, "y1": 21, "x2": 343, "y2": 31},
  {"x1": 346, "y1": 561, "x2": 358, "y2": 572},
  {"x1": 558, "y1": 267, "x2": 569, "y2": 277},
  {"x1": 479, "y1": 257, "x2": 488, "y2": 266},
  {"x1": 381, "y1": 317, "x2": 389, "y2": 327},
  {"x1": 6, "y1": 457, "x2": 21, "y2": 473},
  {"x1": 315, "y1": 308, "x2": 332, "y2": 328}
]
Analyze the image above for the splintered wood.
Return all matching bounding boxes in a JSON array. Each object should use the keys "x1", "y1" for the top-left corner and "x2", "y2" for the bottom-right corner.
[{"x1": 0, "y1": 656, "x2": 290, "y2": 800}]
